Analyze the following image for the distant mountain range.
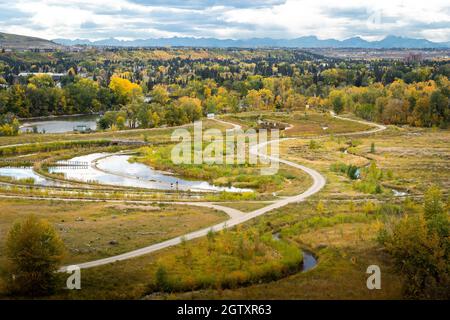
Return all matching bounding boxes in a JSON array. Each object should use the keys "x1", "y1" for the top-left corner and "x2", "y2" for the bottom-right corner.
[
  {"x1": 54, "y1": 35, "x2": 450, "y2": 49},
  {"x1": 0, "y1": 32, "x2": 62, "y2": 50},
  {"x1": 1, "y1": 32, "x2": 449, "y2": 50}
]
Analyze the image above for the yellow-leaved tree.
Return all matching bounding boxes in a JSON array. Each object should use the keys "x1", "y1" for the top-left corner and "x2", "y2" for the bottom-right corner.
[{"x1": 109, "y1": 76, "x2": 143, "y2": 105}]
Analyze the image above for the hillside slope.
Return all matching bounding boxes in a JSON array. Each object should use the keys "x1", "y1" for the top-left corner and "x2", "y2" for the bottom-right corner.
[{"x1": 0, "y1": 32, "x2": 63, "y2": 50}]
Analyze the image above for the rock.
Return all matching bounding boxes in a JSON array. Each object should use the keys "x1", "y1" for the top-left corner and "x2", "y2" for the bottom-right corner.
[
  {"x1": 109, "y1": 240, "x2": 119, "y2": 245},
  {"x1": 75, "y1": 217, "x2": 84, "y2": 222}
]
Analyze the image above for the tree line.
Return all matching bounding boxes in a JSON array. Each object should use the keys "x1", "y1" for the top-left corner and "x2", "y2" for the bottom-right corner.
[{"x1": 0, "y1": 48, "x2": 449, "y2": 134}]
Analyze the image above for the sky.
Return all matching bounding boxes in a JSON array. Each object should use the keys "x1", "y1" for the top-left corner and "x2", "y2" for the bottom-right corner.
[{"x1": 0, "y1": 0, "x2": 449, "y2": 42}]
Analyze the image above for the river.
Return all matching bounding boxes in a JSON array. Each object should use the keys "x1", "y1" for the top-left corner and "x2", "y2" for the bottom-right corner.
[{"x1": 20, "y1": 114, "x2": 99, "y2": 134}]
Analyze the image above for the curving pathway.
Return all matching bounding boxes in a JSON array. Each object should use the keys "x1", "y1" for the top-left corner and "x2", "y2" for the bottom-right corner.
[
  {"x1": 0, "y1": 113, "x2": 386, "y2": 271},
  {"x1": 57, "y1": 112, "x2": 386, "y2": 271}
]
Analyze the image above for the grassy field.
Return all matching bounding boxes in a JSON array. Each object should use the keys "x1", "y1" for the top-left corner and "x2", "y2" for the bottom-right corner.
[
  {"x1": 0, "y1": 199, "x2": 227, "y2": 265},
  {"x1": 222, "y1": 111, "x2": 371, "y2": 137},
  {"x1": 171, "y1": 246, "x2": 402, "y2": 300},
  {"x1": 153, "y1": 199, "x2": 415, "y2": 300},
  {"x1": 18, "y1": 198, "x2": 410, "y2": 300},
  {"x1": 0, "y1": 112, "x2": 448, "y2": 300},
  {"x1": 1, "y1": 225, "x2": 305, "y2": 299},
  {"x1": 280, "y1": 125, "x2": 450, "y2": 198}
]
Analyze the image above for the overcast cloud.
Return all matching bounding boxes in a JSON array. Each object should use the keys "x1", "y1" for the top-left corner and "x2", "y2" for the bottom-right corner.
[{"x1": 0, "y1": 0, "x2": 449, "y2": 42}]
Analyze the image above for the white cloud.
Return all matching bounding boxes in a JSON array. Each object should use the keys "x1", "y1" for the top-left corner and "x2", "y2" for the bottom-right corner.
[
  {"x1": 221, "y1": 0, "x2": 450, "y2": 40},
  {"x1": 0, "y1": 0, "x2": 448, "y2": 41}
]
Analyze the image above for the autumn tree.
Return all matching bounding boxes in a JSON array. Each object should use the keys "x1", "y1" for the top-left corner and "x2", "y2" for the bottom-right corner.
[
  {"x1": 378, "y1": 186, "x2": 449, "y2": 298},
  {"x1": 28, "y1": 74, "x2": 55, "y2": 88},
  {"x1": 175, "y1": 96, "x2": 202, "y2": 122},
  {"x1": 6, "y1": 215, "x2": 65, "y2": 296},
  {"x1": 66, "y1": 78, "x2": 100, "y2": 113},
  {"x1": 109, "y1": 76, "x2": 143, "y2": 105},
  {"x1": 245, "y1": 88, "x2": 274, "y2": 110},
  {"x1": 329, "y1": 90, "x2": 345, "y2": 114},
  {"x1": 150, "y1": 84, "x2": 170, "y2": 105}
]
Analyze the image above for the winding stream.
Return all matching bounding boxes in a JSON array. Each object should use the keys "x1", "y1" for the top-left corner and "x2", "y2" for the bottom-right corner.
[
  {"x1": 301, "y1": 250, "x2": 318, "y2": 272},
  {"x1": 273, "y1": 233, "x2": 317, "y2": 272}
]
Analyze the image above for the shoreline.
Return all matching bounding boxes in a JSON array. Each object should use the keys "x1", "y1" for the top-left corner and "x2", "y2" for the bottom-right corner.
[{"x1": 18, "y1": 112, "x2": 100, "y2": 122}]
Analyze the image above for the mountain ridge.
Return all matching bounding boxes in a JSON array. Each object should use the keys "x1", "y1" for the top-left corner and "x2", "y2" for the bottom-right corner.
[
  {"x1": 54, "y1": 35, "x2": 450, "y2": 49},
  {"x1": 1, "y1": 31, "x2": 449, "y2": 49}
]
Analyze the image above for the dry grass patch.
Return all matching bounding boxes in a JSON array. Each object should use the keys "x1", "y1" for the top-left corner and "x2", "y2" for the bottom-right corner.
[{"x1": 0, "y1": 199, "x2": 227, "y2": 265}]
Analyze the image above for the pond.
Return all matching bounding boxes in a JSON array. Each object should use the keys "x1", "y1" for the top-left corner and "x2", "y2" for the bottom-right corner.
[
  {"x1": 0, "y1": 167, "x2": 65, "y2": 187},
  {"x1": 20, "y1": 114, "x2": 99, "y2": 134},
  {"x1": 48, "y1": 153, "x2": 253, "y2": 193}
]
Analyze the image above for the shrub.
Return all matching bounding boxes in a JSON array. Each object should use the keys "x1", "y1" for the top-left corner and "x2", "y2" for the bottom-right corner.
[
  {"x1": 330, "y1": 162, "x2": 359, "y2": 180},
  {"x1": 154, "y1": 265, "x2": 171, "y2": 292},
  {"x1": 346, "y1": 165, "x2": 359, "y2": 180},
  {"x1": 376, "y1": 203, "x2": 403, "y2": 216},
  {"x1": 378, "y1": 186, "x2": 449, "y2": 299},
  {"x1": 308, "y1": 140, "x2": 320, "y2": 150},
  {"x1": 5, "y1": 215, "x2": 65, "y2": 296}
]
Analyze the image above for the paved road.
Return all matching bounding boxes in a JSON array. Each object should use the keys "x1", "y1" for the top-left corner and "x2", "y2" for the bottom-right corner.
[{"x1": 0, "y1": 113, "x2": 385, "y2": 271}]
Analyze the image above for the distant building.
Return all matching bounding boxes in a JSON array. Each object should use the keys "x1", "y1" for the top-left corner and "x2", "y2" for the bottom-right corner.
[
  {"x1": 17, "y1": 72, "x2": 66, "y2": 81},
  {"x1": 207, "y1": 113, "x2": 215, "y2": 119},
  {"x1": 404, "y1": 52, "x2": 423, "y2": 63}
]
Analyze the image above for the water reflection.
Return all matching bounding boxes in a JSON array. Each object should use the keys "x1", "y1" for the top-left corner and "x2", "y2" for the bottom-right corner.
[
  {"x1": 301, "y1": 250, "x2": 318, "y2": 272},
  {"x1": 0, "y1": 167, "x2": 64, "y2": 186},
  {"x1": 20, "y1": 115, "x2": 99, "y2": 134},
  {"x1": 48, "y1": 153, "x2": 252, "y2": 193}
]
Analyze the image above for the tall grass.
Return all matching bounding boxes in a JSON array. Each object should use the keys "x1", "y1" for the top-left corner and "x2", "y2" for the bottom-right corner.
[{"x1": 146, "y1": 229, "x2": 303, "y2": 293}]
